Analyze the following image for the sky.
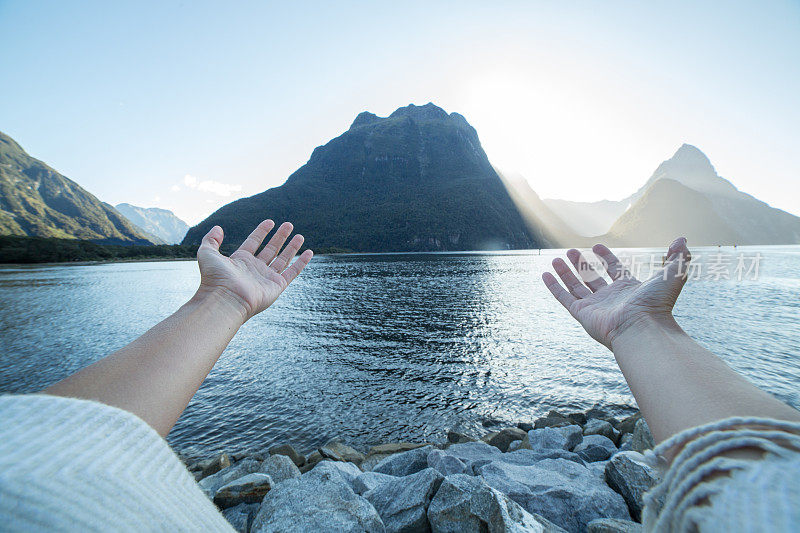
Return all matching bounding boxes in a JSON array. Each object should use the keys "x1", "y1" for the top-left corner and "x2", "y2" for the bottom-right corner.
[{"x1": 1, "y1": 1, "x2": 799, "y2": 225}]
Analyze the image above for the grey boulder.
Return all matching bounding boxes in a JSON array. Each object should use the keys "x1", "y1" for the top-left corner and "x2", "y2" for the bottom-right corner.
[
  {"x1": 322, "y1": 438, "x2": 367, "y2": 466},
  {"x1": 428, "y1": 474, "x2": 566, "y2": 533},
  {"x1": 268, "y1": 443, "x2": 305, "y2": 467},
  {"x1": 259, "y1": 453, "x2": 301, "y2": 484},
  {"x1": 372, "y1": 445, "x2": 434, "y2": 477},
  {"x1": 587, "y1": 518, "x2": 642, "y2": 532},
  {"x1": 199, "y1": 458, "x2": 262, "y2": 498},
  {"x1": 222, "y1": 502, "x2": 259, "y2": 533},
  {"x1": 485, "y1": 427, "x2": 528, "y2": 452},
  {"x1": 522, "y1": 425, "x2": 582, "y2": 452},
  {"x1": 604, "y1": 451, "x2": 661, "y2": 521},
  {"x1": 583, "y1": 419, "x2": 619, "y2": 443},
  {"x1": 214, "y1": 473, "x2": 273, "y2": 508},
  {"x1": 477, "y1": 458, "x2": 629, "y2": 532},
  {"x1": 630, "y1": 419, "x2": 655, "y2": 453},
  {"x1": 251, "y1": 467, "x2": 385, "y2": 532},
  {"x1": 364, "y1": 467, "x2": 444, "y2": 533},
  {"x1": 354, "y1": 472, "x2": 398, "y2": 495},
  {"x1": 308, "y1": 460, "x2": 364, "y2": 487},
  {"x1": 574, "y1": 435, "x2": 617, "y2": 462},
  {"x1": 428, "y1": 449, "x2": 467, "y2": 476}
]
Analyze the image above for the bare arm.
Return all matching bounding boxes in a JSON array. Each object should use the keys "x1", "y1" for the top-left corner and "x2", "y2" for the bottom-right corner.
[
  {"x1": 45, "y1": 220, "x2": 313, "y2": 437},
  {"x1": 542, "y1": 237, "x2": 800, "y2": 444}
]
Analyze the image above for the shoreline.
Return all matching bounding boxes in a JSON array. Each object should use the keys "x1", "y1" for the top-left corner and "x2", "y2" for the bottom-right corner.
[{"x1": 182, "y1": 405, "x2": 657, "y2": 532}]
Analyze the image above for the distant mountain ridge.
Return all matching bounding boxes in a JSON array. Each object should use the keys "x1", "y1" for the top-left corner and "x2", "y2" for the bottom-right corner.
[
  {"x1": 183, "y1": 103, "x2": 556, "y2": 251},
  {"x1": 603, "y1": 144, "x2": 800, "y2": 246},
  {"x1": 0, "y1": 131, "x2": 156, "y2": 244},
  {"x1": 116, "y1": 203, "x2": 189, "y2": 244}
]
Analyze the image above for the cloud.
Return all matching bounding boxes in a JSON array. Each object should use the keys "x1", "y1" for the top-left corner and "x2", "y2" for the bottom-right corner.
[
  {"x1": 170, "y1": 184, "x2": 181, "y2": 192},
  {"x1": 182, "y1": 174, "x2": 242, "y2": 197}
]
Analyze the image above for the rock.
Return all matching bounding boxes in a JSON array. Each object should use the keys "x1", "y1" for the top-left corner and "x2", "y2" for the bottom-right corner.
[
  {"x1": 428, "y1": 449, "x2": 467, "y2": 476},
  {"x1": 223, "y1": 502, "x2": 259, "y2": 533},
  {"x1": 588, "y1": 460, "x2": 610, "y2": 482},
  {"x1": 428, "y1": 474, "x2": 566, "y2": 533},
  {"x1": 308, "y1": 460, "x2": 364, "y2": 487},
  {"x1": 605, "y1": 451, "x2": 660, "y2": 522},
  {"x1": 618, "y1": 434, "x2": 634, "y2": 452},
  {"x1": 508, "y1": 440, "x2": 523, "y2": 452},
  {"x1": 495, "y1": 449, "x2": 585, "y2": 467},
  {"x1": 440, "y1": 441, "x2": 503, "y2": 473},
  {"x1": 214, "y1": 473, "x2": 273, "y2": 508},
  {"x1": 199, "y1": 458, "x2": 262, "y2": 498},
  {"x1": 364, "y1": 467, "x2": 443, "y2": 533},
  {"x1": 194, "y1": 453, "x2": 232, "y2": 481},
  {"x1": 516, "y1": 422, "x2": 534, "y2": 432},
  {"x1": 630, "y1": 419, "x2": 655, "y2": 453},
  {"x1": 321, "y1": 439, "x2": 366, "y2": 466},
  {"x1": 477, "y1": 458, "x2": 630, "y2": 532},
  {"x1": 447, "y1": 430, "x2": 475, "y2": 444},
  {"x1": 259, "y1": 453, "x2": 301, "y2": 484},
  {"x1": 318, "y1": 447, "x2": 346, "y2": 462},
  {"x1": 574, "y1": 435, "x2": 617, "y2": 462},
  {"x1": 481, "y1": 431, "x2": 500, "y2": 443},
  {"x1": 251, "y1": 468, "x2": 384, "y2": 533},
  {"x1": 547, "y1": 410, "x2": 568, "y2": 419},
  {"x1": 521, "y1": 427, "x2": 568, "y2": 452},
  {"x1": 583, "y1": 419, "x2": 619, "y2": 442},
  {"x1": 300, "y1": 450, "x2": 323, "y2": 473},
  {"x1": 617, "y1": 413, "x2": 642, "y2": 436},
  {"x1": 485, "y1": 427, "x2": 528, "y2": 452},
  {"x1": 372, "y1": 445, "x2": 433, "y2": 477},
  {"x1": 565, "y1": 412, "x2": 587, "y2": 426},
  {"x1": 363, "y1": 443, "x2": 429, "y2": 472},
  {"x1": 268, "y1": 443, "x2": 305, "y2": 467},
  {"x1": 533, "y1": 416, "x2": 572, "y2": 429},
  {"x1": 587, "y1": 518, "x2": 642, "y2": 532},
  {"x1": 353, "y1": 472, "x2": 398, "y2": 495},
  {"x1": 557, "y1": 425, "x2": 584, "y2": 451}
]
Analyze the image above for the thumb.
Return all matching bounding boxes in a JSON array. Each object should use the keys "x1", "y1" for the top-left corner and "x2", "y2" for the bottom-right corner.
[
  {"x1": 200, "y1": 225, "x2": 224, "y2": 253},
  {"x1": 663, "y1": 236, "x2": 691, "y2": 285}
]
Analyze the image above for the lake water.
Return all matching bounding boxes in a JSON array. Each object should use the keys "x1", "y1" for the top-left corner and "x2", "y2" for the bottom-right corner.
[{"x1": 1, "y1": 246, "x2": 799, "y2": 458}]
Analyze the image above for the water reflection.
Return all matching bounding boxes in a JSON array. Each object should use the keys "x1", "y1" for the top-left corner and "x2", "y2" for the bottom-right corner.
[{"x1": 0, "y1": 247, "x2": 798, "y2": 458}]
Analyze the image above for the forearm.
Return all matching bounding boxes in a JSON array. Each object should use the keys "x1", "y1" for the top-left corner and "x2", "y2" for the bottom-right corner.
[
  {"x1": 45, "y1": 287, "x2": 246, "y2": 436},
  {"x1": 611, "y1": 315, "x2": 800, "y2": 444}
]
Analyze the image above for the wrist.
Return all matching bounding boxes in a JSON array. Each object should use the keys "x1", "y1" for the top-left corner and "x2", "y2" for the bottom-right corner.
[
  {"x1": 191, "y1": 285, "x2": 250, "y2": 325},
  {"x1": 610, "y1": 312, "x2": 684, "y2": 353}
]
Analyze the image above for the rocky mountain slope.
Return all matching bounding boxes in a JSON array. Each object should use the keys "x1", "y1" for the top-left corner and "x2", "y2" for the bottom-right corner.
[
  {"x1": 116, "y1": 203, "x2": 189, "y2": 244},
  {"x1": 183, "y1": 103, "x2": 556, "y2": 252},
  {"x1": 0, "y1": 131, "x2": 156, "y2": 244}
]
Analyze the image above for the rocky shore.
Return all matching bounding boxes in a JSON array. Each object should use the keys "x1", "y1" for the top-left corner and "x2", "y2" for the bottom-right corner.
[{"x1": 181, "y1": 407, "x2": 660, "y2": 533}]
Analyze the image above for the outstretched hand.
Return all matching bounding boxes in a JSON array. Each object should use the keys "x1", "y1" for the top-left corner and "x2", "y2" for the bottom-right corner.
[
  {"x1": 196, "y1": 220, "x2": 313, "y2": 322},
  {"x1": 542, "y1": 237, "x2": 691, "y2": 349}
]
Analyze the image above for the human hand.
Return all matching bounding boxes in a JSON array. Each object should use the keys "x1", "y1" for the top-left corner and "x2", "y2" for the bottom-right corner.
[
  {"x1": 542, "y1": 237, "x2": 691, "y2": 349},
  {"x1": 196, "y1": 220, "x2": 313, "y2": 322}
]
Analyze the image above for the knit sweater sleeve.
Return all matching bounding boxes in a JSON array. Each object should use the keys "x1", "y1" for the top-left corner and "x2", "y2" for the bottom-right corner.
[
  {"x1": 642, "y1": 416, "x2": 800, "y2": 532},
  {"x1": 0, "y1": 394, "x2": 233, "y2": 532}
]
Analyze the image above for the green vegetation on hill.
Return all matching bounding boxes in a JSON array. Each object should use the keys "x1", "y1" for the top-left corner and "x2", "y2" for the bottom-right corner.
[
  {"x1": 183, "y1": 103, "x2": 553, "y2": 252},
  {"x1": 0, "y1": 131, "x2": 156, "y2": 244},
  {"x1": 0, "y1": 235, "x2": 196, "y2": 264}
]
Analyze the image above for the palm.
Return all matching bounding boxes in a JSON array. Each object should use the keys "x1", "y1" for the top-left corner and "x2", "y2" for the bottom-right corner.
[
  {"x1": 543, "y1": 239, "x2": 690, "y2": 348},
  {"x1": 196, "y1": 221, "x2": 313, "y2": 320}
]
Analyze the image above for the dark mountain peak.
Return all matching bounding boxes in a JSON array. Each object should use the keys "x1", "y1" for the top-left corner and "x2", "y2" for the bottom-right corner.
[
  {"x1": 389, "y1": 102, "x2": 449, "y2": 121},
  {"x1": 349, "y1": 111, "x2": 381, "y2": 129}
]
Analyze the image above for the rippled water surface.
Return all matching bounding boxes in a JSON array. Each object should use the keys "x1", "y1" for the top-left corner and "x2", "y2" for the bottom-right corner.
[{"x1": 1, "y1": 247, "x2": 798, "y2": 457}]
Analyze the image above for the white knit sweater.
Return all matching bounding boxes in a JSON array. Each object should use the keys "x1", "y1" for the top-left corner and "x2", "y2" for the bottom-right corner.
[{"x1": 1, "y1": 394, "x2": 799, "y2": 532}]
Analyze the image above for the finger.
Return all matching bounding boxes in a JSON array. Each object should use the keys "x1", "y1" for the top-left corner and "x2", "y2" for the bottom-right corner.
[
  {"x1": 256, "y1": 221, "x2": 294, "y2": 263},
  {"x1": 552, "y1": 258, "x2": 593, "y2": 298},
  {"x1": 200, "y1": 225, "x2": 223, "y2": 253},
  {"x1": 566, "y1": 249, "x2": 608, "y2": 292},
  {"x1": 663, "y1": 237, "x2": 691, "y2": 281},
  {"x1": 282, "y1": 249, "x2": 313, "y2": 284},
  {"x1": 666, "y1": 237, "x2": 690, "y2": 263},
  {"x1": 269, "y1": 234, "x2": 304, "y2": 272},
  {"x1": 238, "y1": 220, "x2": 275, "y2": 255},
  {"x1": 592, "y1": 244, "x2": 630, "y2": 281},
  {"x1": 542, "y1": 272, "x2": 577, "y2": 310}
]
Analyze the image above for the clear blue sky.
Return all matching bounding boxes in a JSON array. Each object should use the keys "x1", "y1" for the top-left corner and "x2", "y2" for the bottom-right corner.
[{"x1": 1, "y1": 0, "x2": 799, "y2": 224}]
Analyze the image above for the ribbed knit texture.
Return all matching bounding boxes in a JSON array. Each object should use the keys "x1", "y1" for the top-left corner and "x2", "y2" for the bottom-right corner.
[
  {"x1": 0, "y1": 394, "x2": 233, "y2": 532},
  {"x1": 643, "y1": 417, "x2": 800, "y2": 532}
]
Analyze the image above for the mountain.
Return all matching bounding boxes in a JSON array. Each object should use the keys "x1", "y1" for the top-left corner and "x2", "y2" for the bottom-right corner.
[
  {"x1": 0, "y1": 131, "x2": 156, "y2": 244},
  {"x1": 116, "y1": 203, "x2": 189, "y2": 244},
  {"x1": 604, "y1": 144, "x2": 800, "y2": 246},
  {"x1": 183, "y1": 103, "x2": 555, "y2": 252},
  {"x1": 542, "y1": 198, "x2": 625, "y2": 237}
]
